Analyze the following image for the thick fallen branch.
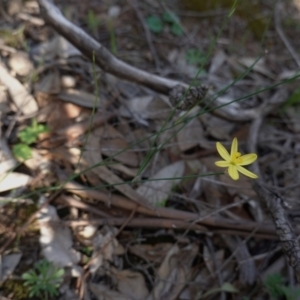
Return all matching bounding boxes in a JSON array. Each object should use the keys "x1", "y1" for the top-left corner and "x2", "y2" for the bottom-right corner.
[{"x1": 37, "y1": 0, "x2": 278, "y2": 122}]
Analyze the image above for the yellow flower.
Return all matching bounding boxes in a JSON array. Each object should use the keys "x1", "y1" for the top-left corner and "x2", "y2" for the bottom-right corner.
[{"x1": 215, "y1": 137, "x2": 258, "y2": 180}]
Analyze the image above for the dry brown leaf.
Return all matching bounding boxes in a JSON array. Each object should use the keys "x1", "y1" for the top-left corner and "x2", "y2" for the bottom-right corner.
[
  {"x1": 136, "y1": 161, "x2": 185, "y2": 206},
  {"x1": 98, "y1": 125, "x2": 139, "y2": 167},
  {"x1": 8, "y1": 51, "x2": 33, "y2": 76},
  {"x1": 80, "y1": 128, "x2": 150, "y2": 207},
  {"x1": 0, "y1": 172, "x2": 31, "y2": 193},
  {"x1": 119, "y1": 95, "x2": 172, "y2": 121},
  {"x1": 0, "y1": 86, "x2": 10, "y2": 115},
  {"x1": 129, "y1": 243, "x2": 173, "y2": 263},
  {"x1": 200, "y1": 114, "x2": 234, "y2": 141},
  {"x1": 112, "y1": 268, "x2": 149, "y2": 300},
  {"x1": 0, "y1": 62, "x2": 38, "y2": 115},
  {"x1": 176, "y1": 117, "x2": 205, "y2": 152},
  {"x1": 59, "y1": 88, "x2": 109, "y2": 109},
  {"x1": 0, "y1": 252, "x2": 22, "y2": 283},
  {"x1": 203, "y1": 246, "x2": 224, "y2": 275},
  {"x1": 32, "y1": 35, "x2": 81, "y2": 61},
  {"x1": 90, "y1": 283, "x2": 131, "y2": 300},
  {"x1": 209, "y1": 50, "x2": 227, "y2": 75},
  {"x1": 109, "y1": 163, "x2": 138, "y2": 178},
  {"x1": 89, "y1": 226, "x2": 125, "y2": 274},
  {"x1": 34, "y1": 70, "x2": 61, "y2": 94},
  {"x1": 238, "y1": 57, "x2": 274, "y2": 79},
  {"x1": 148, "y1": 244, "x2": 198, "y2": 300}
]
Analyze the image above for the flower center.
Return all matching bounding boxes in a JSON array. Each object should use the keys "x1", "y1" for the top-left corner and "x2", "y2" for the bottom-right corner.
[{"x1": 232, "y1": 152, "x2": 243, "y2": 164}]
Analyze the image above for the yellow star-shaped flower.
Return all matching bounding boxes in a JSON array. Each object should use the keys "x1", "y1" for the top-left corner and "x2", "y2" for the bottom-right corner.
[{"x1": 215, "y1": 137, "x2": 258, "y2": 180}]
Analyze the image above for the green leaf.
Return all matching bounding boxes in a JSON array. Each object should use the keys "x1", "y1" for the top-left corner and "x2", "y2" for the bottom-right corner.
[
  {"x1": 146, "y1": 15, "x2": 163, "y2": 33},
  {"x1": 13, "y1": 144, "x2": 32, "y2": 160},
  {"x1": 87, "y1": 9, "x2": 100, "y2": 31},
  {"x1": 170, "y1": 23, "x2": 183, "y2": 36},
  {"x1": 282, "y1": 86, "x2": 300, "y2": 110},
  {"x1": 162, "y1": 11, "x2": 179, "y2": 24},
  {"x1": 18, "y1": 121, "x2": 48, "y2": 144},
  {"x1": 156, "y1": 199, "x2": 167, "y2": 207},
  {"x1": 282, "y1": 286, "x2": 300, "y2": 300},
  {"x1": 186, "y1": 48, "x2": 207, "y2": 65},
  {"x1": 221, "y1": 282, "x2": 239, "y2": 293},
  {"x1": 19, "y1": 128, "x2": 38, "y2": 144},
  {"x1": 264, "y1": 273, "x2": 285, "y2": 298},
  {"x1": 200, "y1": 282, "x2": 238, "y2": 298},
  {"x1": 22, "y1": 259, "x2": 65, "y2": 298}
]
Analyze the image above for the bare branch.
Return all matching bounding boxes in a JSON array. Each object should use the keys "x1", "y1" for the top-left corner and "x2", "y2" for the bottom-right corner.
[
  {"x1": 38, "y1": 0, "x2": 180, "y2": 94},
  {"x1": 37, "y1": 0, "x2": 279, "y2": 122}
]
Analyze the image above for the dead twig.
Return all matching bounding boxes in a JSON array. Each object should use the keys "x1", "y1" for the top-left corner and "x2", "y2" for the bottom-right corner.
[{"x1": 62, "y1": 178, "x2": 278, "y2": 236}]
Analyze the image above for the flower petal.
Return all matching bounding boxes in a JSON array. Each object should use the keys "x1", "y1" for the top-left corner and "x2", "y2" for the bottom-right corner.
[
  {"x1": 216, "y1": 142, "x2": 230, "y2": 161},
  {"x1": 236, "y1": 165, "x2": 258, "y2": 179},
  {"x1": 230, "y1": 137, "x2": 238, "y2": 159},
  {"x1": 228, "y1": 165, "x2": 239, "y2": 180},
  {"x1": 215, "y1": 161, "x2": 231, "y2": 167},
  {"x1": 239, "y1": 153, "x2": 257, "y2": 166}
]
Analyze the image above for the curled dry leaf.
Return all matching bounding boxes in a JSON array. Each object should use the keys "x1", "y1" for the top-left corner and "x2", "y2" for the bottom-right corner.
[{"x1": 136, "y1": 160, "x2": 185, "y2": 206}]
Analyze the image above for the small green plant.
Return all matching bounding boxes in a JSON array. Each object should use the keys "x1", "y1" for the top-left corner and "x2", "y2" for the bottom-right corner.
[
  {"x1": 146, "y1": 12, "x2": 183, "y2": 36},
  {"x1": 146, "y1": 15, "x2": 164, "y2": 33},
  {"x1": 281, "y1": 85, "x2": 300, "y2": 112},
  {"x1": 185, "y1": 48, "x2": 207, "y2": 66},
  {"x1": 264, "y1": 273, "x2": 300, "y2": 300},
  {"x1": 22, "y1": 259, "x2": 64, "y2": 299},
  {"x1": 162, "y1": 11, "x2": 183, "y2": 36},
  {"x1": 12, "y1": 119, "x2": 48, "y2": 160},
  {"x1": 87, "y1": 9, "x2": 100, "y2": 33}
]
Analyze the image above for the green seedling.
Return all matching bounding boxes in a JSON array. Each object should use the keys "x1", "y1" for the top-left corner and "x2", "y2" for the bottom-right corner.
[
  {"x1": 264, "y1": 273, "x2": 300, "y2": 300},
  {"x1": 146, "y1": 11, "x2": 183, "y2": 36},
  {"x1": 146, "y1": 15, "x2": 164, "y2": 33},
  {"x1": 281, "y1": 85, "x2": 300, "y2": 112},
  {"x1": 162, "y1": 11, "x2": 183, "y2": 36},
  {"x1": 185, "y1": 48, "x2": 207, "y2": 66},
  {"x1": 199, "y1": 282, "x2": 239, "y2": 299},
  {"x1": 13, "y1": 144, "x2": 32, "y2": 161},
  {"x1": 22, "y1": 259, "x2": 64, "y2": 299},
  {"x1": 87, "y1": 9, "x2": 101, "y2": 33},
  {"x1": 12, "y1": 119, "x2": 49, "y2": 160}
]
